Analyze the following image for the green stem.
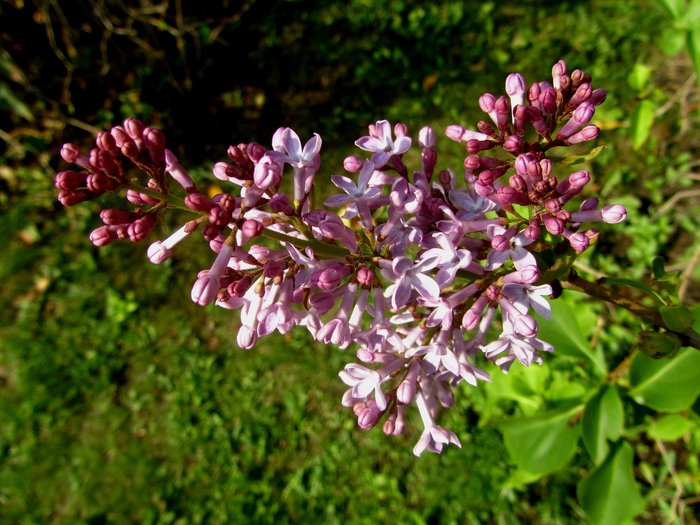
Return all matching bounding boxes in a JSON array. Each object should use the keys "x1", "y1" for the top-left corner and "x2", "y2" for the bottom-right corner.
[{"x1": 260, "y1": 228, "x2": 350, "y2": 259}]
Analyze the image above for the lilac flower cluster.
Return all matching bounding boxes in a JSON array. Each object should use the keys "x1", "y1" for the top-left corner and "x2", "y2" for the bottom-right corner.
[{"x1": 56, "y1": 60, "x2": 626, "y2": 456}]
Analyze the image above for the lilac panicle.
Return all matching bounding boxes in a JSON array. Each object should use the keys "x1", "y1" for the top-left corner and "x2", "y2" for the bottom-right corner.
[{"x1": 56, "y1": 60, "x2": 628, "y2": 456}]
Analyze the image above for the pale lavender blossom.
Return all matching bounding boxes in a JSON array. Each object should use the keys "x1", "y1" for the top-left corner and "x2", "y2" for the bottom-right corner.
[{"x1": 355, "y1": 120, "x2": 412, "y2": 168}]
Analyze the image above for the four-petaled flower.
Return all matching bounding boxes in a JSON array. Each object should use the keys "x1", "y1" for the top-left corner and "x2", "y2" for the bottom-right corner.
[{"x1": 355, "y1": 120, "x2": 412, "y2": 168}]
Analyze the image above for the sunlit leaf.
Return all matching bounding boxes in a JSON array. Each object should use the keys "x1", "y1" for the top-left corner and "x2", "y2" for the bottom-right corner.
[
  {"x1": 629, "y1": 348, "x2": 700, "y2": 411},
  {"x1": 536, "y1": 292, "x2": 607, "y2": 376},
  {"x1": 630, "y1": 99, "x2": 654, "y2": 150},
  {"x1": 501, "y1": 403, "x2": 582, "y2": 475},
  {"x1": 577, "y1": 442, "x2": 644, "y2": 525},
  {"x1": 581, "y1": 385, "x2": 624, "y2": 464},
  {"x1": 648, "y1": 414, "x2": 695, "y2": 441},
  {"x1": 627, "y1": 63, "x2": 652, "y2": 91}
]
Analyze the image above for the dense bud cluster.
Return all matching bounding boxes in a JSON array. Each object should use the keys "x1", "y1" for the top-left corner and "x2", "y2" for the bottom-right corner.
[{"x1": 56, "y1": 60, "x2": 626, "y2": 455}]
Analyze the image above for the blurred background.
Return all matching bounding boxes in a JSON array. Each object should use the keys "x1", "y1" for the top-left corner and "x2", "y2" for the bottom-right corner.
[{"x1": 1, "y1": 0, "x2": 699, "y2": 523}]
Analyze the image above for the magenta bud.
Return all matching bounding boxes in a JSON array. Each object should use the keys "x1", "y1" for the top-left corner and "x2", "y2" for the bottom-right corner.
[
  {"x1": 202, "y1": 224, "x2": 222, "y2": 242},
  {"x1": 497, "y1": 186, "x2": 528, "y2": 206},
  {"x1": 185, "y1": 193, "x2": 215, "y2": 212},
  {"x1": 124, "y1": 118, "x2": 146, "y2": 140},
  {"x1": 495, "y1": 96, "x2": 511, "y2": 130},
  {"x1": 565, "y1": 125, "x2": 599, "y2": 144},
  {"x1": 569, "y1": 232, "x2": 590, "y2": 252},
  {"x1": 57, "y1": 190, "x2": 90, "y2": 206},
  {"x1": 580, "y1": 197, "x2": 599, "y2": 211},
  {"x1": 309, "y1": 292, "x2": 335, "y2": 314},
  {"x1": 503, "y1": 135, "x2": 523, "y2": 152},
  {"x1": 542, "y1": 214, "x2": 564, "y2": 235},
  {"x1": 356, "y1": 266, "x2": 374, "y2": 287},
  {"x1": 241, "y1": 219, "x2": 263, "y2": 239},
  {"x1": 544, "y1": 198, "x2": 561, "y2": 214},
  {"x1": 539, "y1": 87, "x2": 558, "y2": 114},
  {"x1": 208, "y1": 207, "x2": 231, "y2": 227},
  {"x1": 394, "y1": 122, "x2": 408, "y2": 137},
  {"x1": 343, "y1": 155, "x2": 363, "y2": 173},
  {"x1": 100, "y1": 208, "x2": 135, "y2": 225},
  {"x1": 590, "y1": 88, "x2": 607, "y2": 106},
  {"x1": 144, "y1": 128, "x2": 166, "y2": 152},
  {"x1": 244, "y1": 142, "x2": 264, "y2": 163},
  {"x1": 110, "y1": 126, "x2": 132, "y2": 148},
  {"x1": 253, "y1": 156, "x2": 282, "y2": 190},
  {"x1": 54, "y1": 170, "x2": 85, "y2": 191},
  {"x1": 60, "y1": 143, "x2": 81, "y2": 163},
  {"x1": 96, "y1": 132, "x2": 119, "y2": 156},
  {"x1": 86, "y1": 173, "x2": 114, "y2": 193},
  {"x1": 89, "y1": 226, "x2": 117, "y2": 246},
  {"x1": 491, "y1": 235, "x2": 510, "y2": 252},
  {"x1": 445, "y1": 125, "x2": 466, "y2": 142},
  {"x1": 127, "y1": 215, "x2": 156, "y2": 242},
  {"x1": 121, "y1": 141, "x2": 140, "y2": 161},
  {"x1": 316, "y1": 268, "x2": 343, "y2": 290}
]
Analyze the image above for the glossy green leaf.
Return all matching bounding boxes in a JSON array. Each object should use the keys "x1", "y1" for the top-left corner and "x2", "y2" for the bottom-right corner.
[
  {"x1": 629, "y1": 348, "x2": 700, "y2": 411},
  {"x1": 578, "y1": 442, "x2": 644, "y2": 525},
  {"x1": 659, "y1": 305, "x2": 695, "y2": 331},
  {"x1": 630, "y1": 99, "x2": 654, "y2": 150},
  {"x1": 581, "y1": 385, "x2": 624, "y2": 464},
  {"x1": 501, "y1": 403, "x2": 582, "y2": 475},
  {"x1": 648, "y1": 414, "x2": 694, "y2": 441},
  {"x1": 536, "y1": 292, "x2": 607, "y2": 376}
]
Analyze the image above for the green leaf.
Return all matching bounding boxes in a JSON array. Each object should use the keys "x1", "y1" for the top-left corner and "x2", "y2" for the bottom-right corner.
[
  {"x1": 500, "y1": 403, "x2": 582, "y2": 475},
  {"x1": 687, "y1": 30, "x2": 700, "y2": 84},
  {"x1": 577, "y1": 442, "x2": 644, "y2": 525},
  {"x1": 627, "y1": 63, "x2": 652, "y2": 91},
  {"x1": 581, "y1": 385, "x2": 624, "y2": 464},
  {"x1": 659, "y1": 305, "x2": 695, "y2": 331},
  {"x1": 602, "y1": 277, "x2": 666, "y2": 304},
  {"x1": 658, "y1": 27, "x2": 687, "y2": 55},
  {"x1": 656, "y1": 0, "x2": 683, "y2": 18},
  {"x1": 630, "y1": 99, "x2": 655, "y2": 150},
  {"x1": 692, "y1": 304, "x2": 700, "y2": 333},
  {"x1": 629, "y1": 348, "x2": 700, "y2": 411},
  {"x1": 648, "y1": 414, "x2": 694, "y2": 441},
  {"x1": 536, "y1": 292, "x2": 607, "y2": 376}
]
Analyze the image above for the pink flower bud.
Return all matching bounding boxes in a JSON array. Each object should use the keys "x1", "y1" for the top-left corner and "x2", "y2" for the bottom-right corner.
[
  {"x1": 569, "y1": 232, "x2": 589, "y2": 252},
  {"x1": 565, "y1": 125, "x2": 599, "y2": 144},
  {"x1": 524, "y1": 221, "x2": 541, "y2": 240},
  {"x1": 491, "y1": 235, "x2": 509, "y2": 252},
  {"x1": 269, "y1": 193, "x2": 294, "y2": 214},
  {"x1": 100, "y1": 208, "x2": 135, "y2": 225},
  {"x1": 127, "y1": 214, "x2": 156, "y2": 242},
  {"x1": 253, "y1": 156, "x2": 282, "y2": 190},
  {"x1": 552, "y1": 60, "x2": 567, "y2": 88},
  {"x1": 343, "y1": 155, "x2": 363, "y2": 173},
  {"x1": 539, "y1": 87, "x2": 558, "y2": 114},
  {"x1": 601, "y1": 204, "x2": 627, "y2": 223},
  {"x1": 124, "y1": 118, "x2": 145, "y2": 140},
  {"x1": 394, "y1": 122, "x2": 408, "y2": 137},
  {"x1": 86, "y1": 173, "x2": 114, "y2": 193},
  {"x1": 503, "y1": 135, "x2": 523, "y2": 152},
  {"x1": 356, "y1": 266, "x2": 374, "y2": 287},
  {"x1": 241, "y1": 219, "x2": 263, "y2": 239},
  {"x1": 590, "y1": 88, "x2": 607, "y2": 106},
  {"x1": 479, "y1": 93, "x2": 496, "y2": 113},
  {"x1": 543, "y1": 214, "x2": 564, "y2": 235},
  {"x1": 514, "y1": 315, "x2": 538, "y2": 338},
  {"x1": 54, "y1": 170, "x2": 85, "y2": 191},
  {"x1": 185, "y1": 193, "x2": 215, "y2": 212},
  {"x1": 96, "y1": 132, "x2": 119, "y2": 156},
  {"x1": 90, "y1": 226, "x2": 117, "y2": 246},
  {"x1": 110, "y1": 126, "x2": 132, "y2": 148},
  {"x1": 208, "y1": 207, "x2": 231, "y2": 227},
  {"x1": 58, "y1": 190, "x2": 91, "y2": 206},
  {"x1": 191, "y1": 272, "x2": 220, "y2": 306}
]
